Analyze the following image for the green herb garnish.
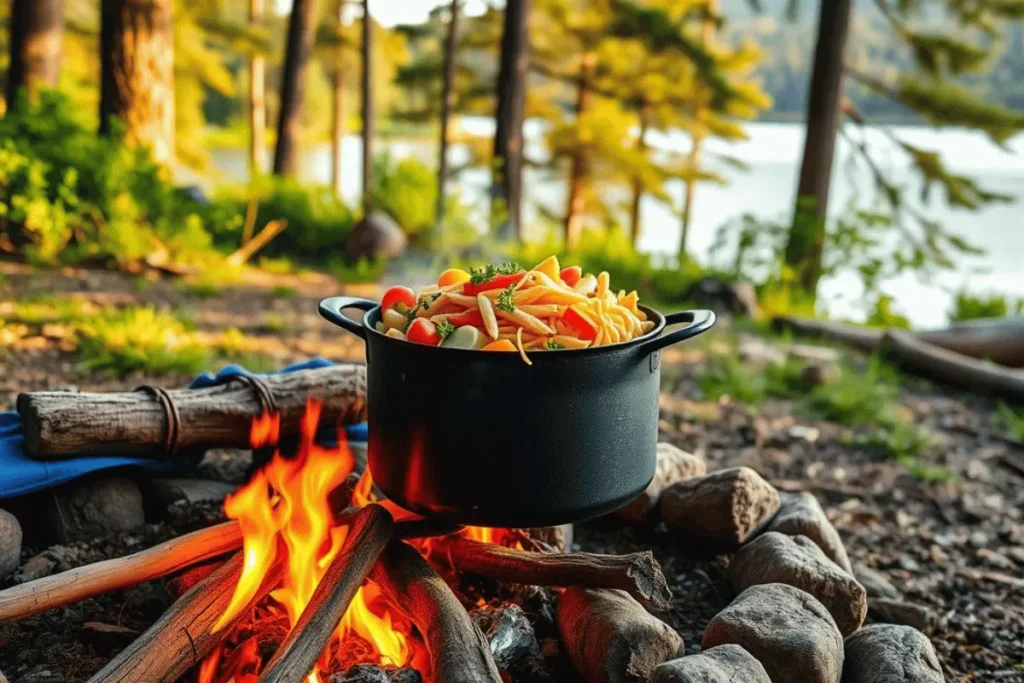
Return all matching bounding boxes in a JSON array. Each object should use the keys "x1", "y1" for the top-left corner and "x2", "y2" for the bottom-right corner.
[
  {"x1": 468, "y1": 261, "x2": 522, "y2": 285},
  {"x1": 496, "y1": 261, "x2": 522, "y2": 275},
  {"x1": 546, "y1": 340, "x2": 565, "y2": 350},
  {"x1": 496, "y1": 284, "x2": 517, "y2": 313},
  {"x1": 436, "y1": 320, "x2": 455, "y2": 342}
]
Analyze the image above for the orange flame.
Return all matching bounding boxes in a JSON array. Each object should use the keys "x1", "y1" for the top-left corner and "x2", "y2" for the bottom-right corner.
[{"x1": 201, "y1": 400, "x2": 412, "y2": 683}]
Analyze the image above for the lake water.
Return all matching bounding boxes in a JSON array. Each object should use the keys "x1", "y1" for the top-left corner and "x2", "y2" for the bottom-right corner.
[{"x1": 207, "y1": 120, "x2": 1024, "y2": 329}]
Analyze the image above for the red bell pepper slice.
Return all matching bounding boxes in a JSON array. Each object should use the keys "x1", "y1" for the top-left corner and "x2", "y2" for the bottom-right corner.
[
  {"x1": 461, "y1": 272, "x2": 525, "y2": 296},
  {"x1": 560, "y1": 266, "x2": 582, "y2": 288},
  {"x1": 447, "y1": 309, "x2": 485, "y2": 328},
  {"x1": 562, "y1": 306, "x2": 598, "y2": 341}
]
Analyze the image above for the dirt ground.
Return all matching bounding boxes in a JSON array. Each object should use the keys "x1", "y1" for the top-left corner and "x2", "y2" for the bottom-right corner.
[{"x1": 1, "y1": 263, "x2": 1023, "y2": 682}]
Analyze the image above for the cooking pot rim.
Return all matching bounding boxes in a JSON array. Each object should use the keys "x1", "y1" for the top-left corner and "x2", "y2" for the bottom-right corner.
[{"x1": 361, "y1": 303, "x2": 668, "y2": 357}]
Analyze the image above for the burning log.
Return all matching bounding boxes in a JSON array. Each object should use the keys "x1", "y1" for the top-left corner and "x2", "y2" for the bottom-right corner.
[
  {"x1": 0, "y1": 521, "x2": 242, "y2": 623},
  {"x1": 17, "y1": 364, "x2": 367, "y2": 459},
  {"x1": 430, "y1": 536, "x2": 672, "y2": 611},
  {"x1": 86, "y1": 551, "x2": 284, "y2": 683},
  {"x1": 258, "y1": 504, "x2": 394, "y2": 683},
  {"x1": 370, "y1": 540, "x2": 502, "y2": 683}
]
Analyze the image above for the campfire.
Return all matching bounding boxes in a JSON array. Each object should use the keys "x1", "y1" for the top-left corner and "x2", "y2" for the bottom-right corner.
[{"x1": 0, "y1": 395, "x2": 673, "y2": 683}]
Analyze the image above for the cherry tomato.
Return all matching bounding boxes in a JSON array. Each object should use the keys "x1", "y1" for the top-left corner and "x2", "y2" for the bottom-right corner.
[
  {"x1": 560, "y1": 266, "x2": 583, "y2": 288},
  {"x1": 562, "y1": 306, "x2": 598, "y2": 341},
  {"x1": 437, "y1": 268, "x2": 471, "y2": 288},
  {"x1": 482, "y1": 339, "x2": 517, "y2": 351},
  {"x1": 406, "y1": 318, "x2": 441, "y2": 345},
  {"x1": 381, "y1": 286, "x2": 417, "y2": 313}
]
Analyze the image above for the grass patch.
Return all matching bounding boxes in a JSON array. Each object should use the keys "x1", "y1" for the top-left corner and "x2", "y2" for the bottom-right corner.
[
  {"x1": 0, "y1": 296, "x2": 99, "y2": 324},
  {"x1": 697, "y1": 354, "x2": 808, "y2": 404},
  {"x1": 78, "y1": 307, "x2": 210, "y2": 377},
  {"x1": 329, "y1": 256, "x2": 388, "y2": 284},
  {"x1": 257, "y1": 256, "x2": 298, "y2": 275},
  {"x1": 178, "y1": 279, "x2": 223, "y2": 299},
  {"x1": 997, "y1": 403, "x2": 1024, "y2": 440},
  {"x1": 269, "y1": 285, "x2": 298, "y2": 299},
  {"x1": 263, "y1": 313, "x2": 286, "y2": 333},
  {"x1": 806, "y1": 357, "x2": 900, "y2": 427}
]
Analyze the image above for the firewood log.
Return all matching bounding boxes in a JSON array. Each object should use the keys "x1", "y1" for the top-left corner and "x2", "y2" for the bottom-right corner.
[
  {"x1": 558, "y1": 587, "x2": 683, "y2": 683},
  {"x1": 17, "y1": 364, "x2": 367, "y2": 459},
  {"x1": 258, "y1": 505, "x2": 393, "y2": 683},
  {"x1": 429, "y1": 536, "x2": 672, "y2": 610},
  {"x1": 370, "y1": 540, "x2": 502, "y2": 683},
  {"x1": 85, "y1": 551, "x2": 284, "y2": 683},
  {"x1": 771, "y1": 316, "x2": 883, "y2": 352}
]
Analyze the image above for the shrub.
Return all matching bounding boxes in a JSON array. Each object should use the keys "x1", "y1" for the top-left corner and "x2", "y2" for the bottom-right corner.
[
  {"x1": 371, "y1": 154, "x2": 437, "y2": 237},
  {"x1": 78, "y1": 307, "x2": 211, "y2": 377},
  {"x1": 949, "y1": 289, "x2": 1023, "y2": 322},
  {"x1": 0, "y1": 91, "x2": 215, "y2": 267}
]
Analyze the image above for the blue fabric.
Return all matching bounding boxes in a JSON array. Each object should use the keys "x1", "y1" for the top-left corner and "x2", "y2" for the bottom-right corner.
[{"x1": 0, "y1": 359, "x2": 367, "y2": 498}]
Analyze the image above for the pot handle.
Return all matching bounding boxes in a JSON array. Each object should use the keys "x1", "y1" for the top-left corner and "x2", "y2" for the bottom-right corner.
[
  {"x1": 318, "y1": 296, "x2": 378, "y2": 340},
  {"x1": 638, "y1": 309, "x2": 716, "y2": 355}
]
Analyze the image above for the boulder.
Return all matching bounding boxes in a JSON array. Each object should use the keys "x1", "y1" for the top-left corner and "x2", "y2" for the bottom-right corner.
[
  {"x1": 728, "y1": 532, "x2": 866, "y2": 636},
  {"x1": 841, "y1": 624, "x2": 943, "y2": 683},
  {"x1": 0, "y1": 508, "x2": 22, "y2": 579},
  {"x1": 345, "y1": 211, "x2": 407, "y2": 263},
  {"x1": 471, "y1": 603, "x2": 542, "y2": 671},
  {"x1": 617, "y1": 444, "x2": 706, "y2": 522},
  {"x1": 868, "y1": 598, "x2": 935, "y2": 633},
  {"x1": 852, "y1": 564, "x2": 900, "y2": 599},
  {"x1": 43, "y1": 475, "x2": 146, "y2": 544},
  {"x1": 647, "y1": 644, "x2": 770, "y2": 683},
  {"x1": 660, "y1": 468, "x2": 780, "y2": 548},
  {"x1": 703, "y1": 583, "x2": 844, "y2": 683},
  {"x1": 681, "y1": 277, "x2": 759, "y2": 318},
  {"x1": 767, "y1": 492, "x2": 852, "y2": 573},
  {"x1": 559, "y1": 587, "x2": 684, "y2": 683}
]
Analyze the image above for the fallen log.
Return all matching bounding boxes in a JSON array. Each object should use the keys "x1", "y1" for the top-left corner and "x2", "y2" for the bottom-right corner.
[
  {"x1": 917, "y1": 317, "x2": 1024, "y2": 368},
  {"x1": 882, "y1": 330, "x2": 1024, "y2": 402},
  {"x1": 85, "y1": 551, "x2": 284, "y2": 683},
  {"x1": 17, "y1": 364, "x2": 367, "y2": 459},
  {"x1": 371, "y1": 540, "x2": 502, "y2": 683},
  {"x1": 558, "y1": 587, "x2": 683, "y2": 683},
  {"x1": 771, "y1": 316, "x2": 883, "y2": 352},
  {"x1": 258, "y1": 504, "x2": 393, "y2": 683},
  {"x1": 0, "y1": 521, "x2": 242, "y2": 623},
  {"x1": 429, "y1": 536, "x2": 672, "y2": 610}
]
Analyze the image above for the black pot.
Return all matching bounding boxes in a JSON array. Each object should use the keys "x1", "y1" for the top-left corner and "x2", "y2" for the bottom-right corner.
[{"x1": 319, "y1": 296, "x2": 715, "y2": 527}]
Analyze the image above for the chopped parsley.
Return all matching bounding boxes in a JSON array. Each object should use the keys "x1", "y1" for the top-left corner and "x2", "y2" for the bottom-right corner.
[
  {"x1": 546, "y1": 340, "x2": 565, "y2": 350},
  {"x1": 436, "y1": 320, "x2": 456, "y2": 341},
  {"x1": 468, "y1": 261, "x2": 523, "y2": 285},
  {"x1": 496, "y1": 283, "x2": 517, "y2": 313}
]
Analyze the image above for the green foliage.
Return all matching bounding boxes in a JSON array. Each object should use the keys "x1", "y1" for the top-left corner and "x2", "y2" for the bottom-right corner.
[
  {"x1": 996, "y1": 403, "x2": 1024, "y2": 441},
  {"x1": 329, "y1": 256, "x2": 388, "y2": 284},
  {"x1": 864, "y1": 295, "x2": 912, "y2": 329},
  {"x1": 949, "y1": 289, "x2": 1024, "y2": 321},
  {"x1": 0, "y1": 92, "x2": 215, "y2": 267},
  {"x1": 77, "y1": 307, "x2": 211, "y2": 377},
  {"x1": 263, "y1": 313, "x2": 287, "y2": 333},
  {"x1": 371, "y1": 155, "x2": 437, "y2": 236},
  {"x1": 269, "y1": 285, "x2": 298, "y2": 299},
  {"x1": 807, "y1": 357, "x2": 900, "y2": 427},
  {"x1": 178, "y1": 279, "x2": 224, "y2": 299}
]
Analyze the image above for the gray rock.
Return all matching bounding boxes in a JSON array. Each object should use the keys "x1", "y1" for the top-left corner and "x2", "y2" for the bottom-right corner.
[
  {"x1": 345, "y1": 211, "x2": 407, "y2": 262},
  {"x1": 868, "y1": 598, "x2": 936, "y2": 633},
  {"x1": 703, "y1": 583, "x2": 844, "y2": 683},
  {"x1": 681, "y1": 277, "x2": 759, "y2": 318},
  {"x1": 648, "y1": 644, "x2": 770, "y2": 683},
  {"x1": 660, "y1": 468, "x2": 780, "y2": 548},
  {"x1": 44, "y1": 475, "x2": 145, "y2": 544},
  {"x1": 0, "y1": 508, "x2": 22, "y2": 579},
  {"x1": 842, "y1": 624, "x2": 943, "y2": 683},
  {"x1": 617, "y1": 444, "x2": 706, "y2": 522},
  {"x1": 853, "y1": 565, "x2": 900, "y2": 599},
  {"x1": 12, "y1": 553, "x2": 58, "y2": 584},
  {"x1": 801, "y1": 363, "x2": 841, "y2": 387},
  {"x1": 147, "y1": 478, "x2": 236, "y2": 508},
  {"x1": 559, "y1": 587, "x2": 684, "y2": 683},
  {"x1": 471, "y1": 603, "x2": 542, "y2": 671},
  {"x1": 729, "y1": 532, "x2": 866, "y2": 636},
  {"x1": 525, "y1": 524, "x2": 574, "y2": 553},
  {"x1": 768, "y1": 492, "x2": 852, "y2": 573}
]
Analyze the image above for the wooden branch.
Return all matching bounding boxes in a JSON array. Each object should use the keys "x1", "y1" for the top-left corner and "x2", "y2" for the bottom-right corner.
[
  {"x1": 430, "y1": 537, "x2": 672, "y2": 611},
  {"x1": 882, "y1": 330, "x2": 1024, "y2": 402},
  {"x1": 771, "y1": 315, "x2": 883, "y2": 352},
  {"x1": 86, "y1": 551, "x2": 284, "y2": 683},
  {"x1": 0, "y1": 521, "x2": 242, "y2": 623},
  {"x1": 227, "y1": 218, "x2": 287, "y2": 267},
  {"x1": 370, "y1": 541, "x2": 502, "y2": 683},
  {"x1": 17, "y1": 364, "x2": 367, "y2": 458},
  {"x1": 917, "y1": 317, "x2": 1024, "y2": 368},
  {"x1": 258, "y1": 504, "x2": 393, "y2": 683}
]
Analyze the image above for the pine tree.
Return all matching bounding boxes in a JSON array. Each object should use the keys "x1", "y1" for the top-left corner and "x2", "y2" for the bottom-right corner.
[
  {"x1": 435, "y1": 0, "x2": 461, "y2": 239},
  {"x1": 249, "y1": 0, "x2": 267, "y2": 177},
  {"x1": 6, "y1": 0, "x2": 63, "y2": 107},
  {"x1": 493, "y1": 0, "x2": 532, "y2": 241},
  {"x1": 360, "y1": 0, "x2": 373, "y2": 215},
  {"x1": 273, "y1": 0, "x2": 319, "y2": 176}
]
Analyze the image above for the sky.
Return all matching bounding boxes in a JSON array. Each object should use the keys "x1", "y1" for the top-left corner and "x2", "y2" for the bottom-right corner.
[{"x1": 275, "y1": 0, "x2": 493, "y2": 26}]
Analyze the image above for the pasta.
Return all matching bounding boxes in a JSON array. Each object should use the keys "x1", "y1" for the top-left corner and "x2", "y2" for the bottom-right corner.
[{"x1": 375, "y1": 256, "x2": 657, "y2": 361}]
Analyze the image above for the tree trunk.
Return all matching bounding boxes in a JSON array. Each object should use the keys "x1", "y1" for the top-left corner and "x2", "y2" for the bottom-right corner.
[
  {"x1": 6, "y1": 0, "x2": 63, "y2": 107},
  {"x1": 100, "y1": 0, "x2": 175, "y2": 166},
  {"x1": 248, "y1": 0, "x2": 266, "y2": 177},
  {"x1": 785, "y1": 0, "x2": 853, "y2": 294},
  {"x1": 273, "y1": 0, "x2": 318, "y2": 177},
  {"x1": 679, "y1": 1, "x2": 715, "y2": 264},
  {"x1": 331, "y1": 0, "x2": 347, "y2": 198},
  {"x1": 564, "y1": 52, "x2": 596, "y2": 252},
  {"x1": 491, "y1": 0, "x2": 531, "y2": 241},
  {"x1": 361, "y1": 0, "x2": 374, "y2": 215},
  {"x1": 629, "y1": 107, "x2": 650, "y2": 250},
  {"x1": 435, "y1": 0, "x2": 461, "y2": 243}
]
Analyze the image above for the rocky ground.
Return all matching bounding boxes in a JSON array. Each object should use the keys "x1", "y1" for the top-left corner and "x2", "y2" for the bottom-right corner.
[{"x1": 1, "y1": 263, "x2": 1023, "y2": 682}]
